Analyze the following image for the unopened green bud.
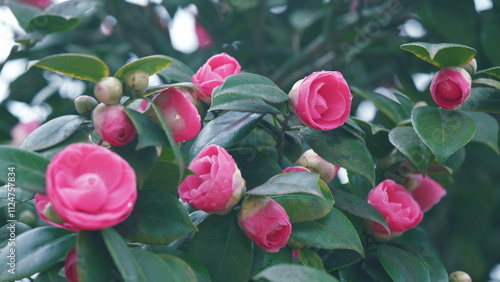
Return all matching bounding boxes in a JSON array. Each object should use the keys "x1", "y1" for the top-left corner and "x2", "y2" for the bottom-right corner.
[
  {"x1": 18, "y1": 210, "x2": 36, "y2": 226},
  {"x1": 449, "y1": 271, "x2": 472, "y2": 282},
  {"x1": 74, "y1": 95, "x2": 98, "y2": 116},
  {"x1": 463, "y1": 58, "x2": 477, "y2": 76},
  {"x1": 94, "y1": 77, "x2": 123, "y2": 105},
  {"x1": 123, "y1": 69, "x2": 150, "y2": 97},
  {"x1": 43, "y1": 202, "x2": 64, "y2": 224}
]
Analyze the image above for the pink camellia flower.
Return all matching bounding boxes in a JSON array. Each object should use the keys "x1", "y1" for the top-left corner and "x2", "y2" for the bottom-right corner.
[
  {"x1": 149, "y1": 88, "x2": 201, "y2": 143},
  {"x1": 46, "y1": 143, "x2": 137, "y2": 231},
  {"x1": 178, "y1": 145, "x2": 245, "y2": 214},
  {"x1": 238, "y1": 197, "x2": 292, "y2": 253},
  {"x1": 281, "y1": 166, "x2": 311, "y2": 173},
  {"x1": 65, "y1": 247, "x2": 78, "y2": 282},
  {"x1": 191, "y1": 53, "x2": 241, "y2": 104},
  {"x1": 405, "y1": 174, "x2": 447, "y2": 212},
  {"x1": 34, "y1": 194, "x2": 79, "y2": 232},
  {"x1": 367, "y1": 179, "x2": 423, "y2": 240},
  {"x1": 430, "y1": 67, "x2": 471, "y2": 109},
  {"x1": 10, "y1": 121, "x2": 41, "y2": 147},
  {"x1": 20, "y1": 0, "x2": 52, "y2": 9},
  {"x1": 295, "y1": 149, "x2": 339, "y2": 183},
  {"x1": 92, "y1": 103, "x2": 136, "y2": 147},
  {"x1": 289, "y1": 71, "x2": 352, "y2": 131}
]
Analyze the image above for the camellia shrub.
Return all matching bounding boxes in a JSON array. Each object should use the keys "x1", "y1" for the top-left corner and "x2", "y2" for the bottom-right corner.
[{"x1": 0, "y1": 1, "x2": 499, "y2": 281}]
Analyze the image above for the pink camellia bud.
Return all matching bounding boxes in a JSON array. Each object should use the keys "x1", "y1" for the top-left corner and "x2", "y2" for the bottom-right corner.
[
  {"x1": 178, "y1": 145, "x2": 245, "y2": 214},
  {"x1": 46, "y1": 143, "x2": 137, "y2": 230},
  {"x1": 34, "y1": 194, "x2": 79, "y2": 232},
  {"x1": 191, "y1": 53, "x2": 241, "y2": 104},
  {"x1": 64, "y1": 247, "x2": 78, "y2": 282},
  {"x1": 289, "y1": 71, "x2": 352, "y2": 131},
  {"x1": 20, "y1": 0, "x2": 52, "y2": 9},
  {"x1": 147, "y1": 88, "x2": 201, "y2": 143},
  {"x1": 430, "y1": 67, "x2": 471, "y2": 110},
  {"x1": 10, "y1": 121, "x2": 41, "y2": 147},
  {"x1": 238, "y1": 197, "x2": 292, "y2": 253},
  {"x1": 281, "y1": 166, "x2": 311, "y2": 173},
  {"x1": 94, "y1": 77, "x2": 123, "y2": 105},
  {"x1": 366, "y1": 179, "x2": 423, "y2": 240},
  {"x1": 405, "y1": 174, "x2": 446, "y2": 212},
  {"x1": 295, "y1": 149, "x2": 339, "y2": 183},
  {"x1": 74, "y1": 95, "x2": 98, "y2": 116},
  {"x1": 92, "y1": 103, "x2": 136, "y2": 147}
]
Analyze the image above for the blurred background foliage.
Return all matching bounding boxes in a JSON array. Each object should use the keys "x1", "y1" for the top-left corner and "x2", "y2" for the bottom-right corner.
[{"x1": 0, "y1": 0, "x2": 499, "y2": 280}]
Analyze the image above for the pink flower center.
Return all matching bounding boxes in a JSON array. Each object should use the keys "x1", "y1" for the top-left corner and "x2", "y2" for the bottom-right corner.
[
  {"x1": 60, "y1": 173, "x2": 108, "y2": 213},
  {"x1": 437, "y1": 80, "x2": 461, "y2": 100}
]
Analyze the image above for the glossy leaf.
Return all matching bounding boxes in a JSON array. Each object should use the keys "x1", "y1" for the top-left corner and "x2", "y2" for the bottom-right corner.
[
  {"x1": 111, "y1": 143, "x2": 157, "y2": 188},
  {"x1": 388, "y1": 126, "x2": 435, "y2": 172},
  {"x1": 322, "y1": 249, "x2": 362, "y2": 272},
  {"x1": 459, "y1": 87, "x2": 500, "y2": 113},
  {"x1": 0, "y1": 146, "x2": 49, "y2": 194},
  {"x1": 330, "y1": 188, "x2": 389, "y2": 233},
  {"x1": 190, "y1": 111, "x2": 263, "y2": 159},
  {"x1": 189, "y1": 214, "x2": 253, "y2": 282},
  {"x1": 31, "y1": 54, "x2": 109, "y2": 82},
  {"x1": 28, "y1": 15, "x2": 80, "y2": 34},
  {"x1": 7, "y1": 1, "x2": 41, "y2": 31},
  {"x1": 124, "y1": 108, "x2": 168, "y2": 150},
  {"x1": 0, "y1": 222, "x2": 31, "y2": 241},
  {"x1": 115, "y1": 190, "x2": 196, "y2": 245},
  {"x1": 401, "y1": 42, "x2": 476, "y2": 68},
  {"x1": 77, "y1": 231, "x2": 117, "y2": 282},
  {"x1": 142, "y1": 160, "x2": 190, "y2": 193},
  {"x1": 131, "y1": 249, "x2": 198, "y2": 282},
  {"x1": 290, "y1": 207, "x2": 364, "y2": 257},
  {"x1": 157, "y1": 59, "x2": 195, "y2": 82},
  {"x1": 411, "y1": 107, "x2": 476, "y2": 166},
  {"x1": 299, "y1": 248, "x2": 325, "y2": 271},
  {"x1": 148, "y1": 246, "x2": 211, "y2": 282},
  {"x1": 0, "y1": 227, "x2": 76, "y2": 281},
  {"x1": 0, "y1": 185, "x2": 35, "y2": 208},
  {"x1": 253, "y1": 264, "x2": 339, "y2": 282},
  {"x1": 35, "y1": 123, "x2": 93, "y2": 160},
  {"x1": 466, "y1": 112, "x2": 499, "y2": 154},
  {"x1": 35, "y1": 268, "x2": 66, "y2": 282},
  {"x1": 247, "y1": 172, "x2": 334, "y2": 222},
  {"x1": 20, "y1": 115, "x2": 87, "y2": 151},
  {"x1": 300, "y1": 128, "x2": 375, "y2": 185},
  {"x1": 377, "y1": 244, "x2": 430, "y2": 282},
  {"x1": 472, "y1": 78, "x2": 500, "y2": 90},
  {"x1": 351, "y1": 87, "x2": 412, "y2": 124},
  {"x1": 114, "y1": 55, "x2": 175, "y2": 80},
  {"x1": 475, "y1": 66, "x2": 500, "y2": 79},
  {"x1": 234, "y1": 149, "x2": 282, "y2": 189}
]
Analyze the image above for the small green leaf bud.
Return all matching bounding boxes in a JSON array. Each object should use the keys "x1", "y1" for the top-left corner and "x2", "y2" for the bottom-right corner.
[
  {"x1": 123, "y1": 69, "x2": 150, "y2": 97},
  {"x1": 74, "y1": 95, "x2": 98, "y2": 116},
  {"x1": 43, "y1": 202, "x2": 64, "y2": 224}
]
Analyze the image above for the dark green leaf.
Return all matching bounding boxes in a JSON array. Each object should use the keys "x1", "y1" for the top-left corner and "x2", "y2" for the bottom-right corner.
[
  {"x1": 0, "y1": 146, "x2": 49, "y2": 194},
  {"x1": 132, "y1": 249, "x2": 198, "y2": 282},
  {"x1": 401, "y1": 42, "x2": 476, "y2": 68},
  {"x1": 124, "y1": 109, "x2": 168, "y2": 150},
  {"x1": 466, "y1": 112, "x2": 499, "y2": 154},
  {"x1": 234, "y1": 149, "x2": 282, "y2": 189},
  {"x1": 142, "y1": 160, "x2": 190, "y2": 193},
  {"x1": 247, "y1": 172, "x2": 334, "y2": 222},
  {"x1": 77, "y1": 231, "x2": 118, "y2": 282},
  {"x1": 158, "y1": 59, "x2": 195, "y2": 83},
  {"x1": 322, "y1": 249, "x2": 362, "y2": 272},
  {"x1": 114, "y1": 55, "x2": 175, "y2": 80},
  {"x1": 290, "y1": 207, "x2": 364, "y2": 256},
  {"x1": 115, "y1": 190, "x2": 196, "y2": 245},
  {"x1": 20, "y1": 115, "x2": 87, "y2": 151},
  {"x1": 330, "y1": 188, "x2": 389, "y2": 233},
  {"x1": 0, "y1": 222, "x2": 31, "y2": 241},
  {"x1": 35, "y1": 123, "x2": 93, "y2": 159},
  {"x1": 388, "y1": 126, "x2": 435, "y2": 172},
  {"x1": 377, "y1": 244, "x2": 430, "y2": 282},
  {"x1": 111, "y1": 142, "x2": 157, "y2": 188},
  {"x1": 7, "y1": 67, "x2": 47, "y2": 103},
  {"x1": 0, "y1": 227, "x2": 76, "y2": 281},
  {"x1": 351, "y1": 87, "x2": 412, "y2": 124},
  {"x1": 472, "y1": 78, "x2": 500, "y2": 89},
  {"x1": 7, "y1": 1, "x2": 41, "y2": 31},
  {"x1": 31, "y1": 53, "x2": 109, "y2": 82},
  {"x1": 475, "y1": 66, "x2": 500, "y2": 79},
  {"x1": 459, "y1": 87, "x2": 500, "y2": 113},
  {"x1": 299, "y1": 249, "x2": 325, "y2": 271},
  {"x1": 209, "y1": 97, "x2": 282, "y2": 114},
  {"x1": 253, "y1": 264, "x2": 339, "y2": 282},
  {"x1": 190, "y1": 111, "x2": 263, "y2": 159},
  {"x1": 300, "y1": 128, "x2": 375, "y2": 186},
  {"x1": 411, "y1": 107, "x2": 476, "y2": 166},
  {"x1": 28, "y1": 15, "x2": 80, "y2": 34},
  {"x1": 189, "y1": 214, "x2": 253, "y2": 282},
  {"x1": 0, "y1": 185, "x2": 35, "y2": 208},
  {"x1": 35, "y1": 268, "x2": 66, "y2": 282}
]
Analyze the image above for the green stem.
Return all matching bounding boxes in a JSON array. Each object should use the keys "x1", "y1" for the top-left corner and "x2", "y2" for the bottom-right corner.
[{"x1": 276, "y1": 110, "x2": 293, "y2": 166}]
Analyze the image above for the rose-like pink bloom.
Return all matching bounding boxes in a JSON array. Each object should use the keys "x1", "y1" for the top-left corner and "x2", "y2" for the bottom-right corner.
[
  {"x1": 46, "y1": 143, "x2": 137, "y2": 231},
  {"x1": 65, "y1": 247, "x2": 78, "y2": 282},
  {"x1": 179, "y1": 145, "x2": 245, "y2": 214},
  {"x1": 295, "y1": 149, "x2": 339, "y2": 183},
  {"x1": 281, "y1": 166, "x2": 311, "y2": 173},
  {"x1": 430, "y1": 67, "x2": 471, "y2": 109},
  {"x1": 92, "y1": 103, "x2": 136, "y2": 147},
  {"x1": 289, "y1": 71, "x2": 352, "y2": 131},
  {"x1": 149, "y1": 88, "x2": 201, "y2": 143},
  {"x1": 34, "y1": 194, "x2": 79, "y2": 232},
  {"x1": 238, "y1": 197, "x2": 292, "y2": 253},
  {"x1": 191, "y1": 53, "x2": 241, "y2": 104},
  {"x1": 10, "y1": 121, "x2": 41, "y2": 147},
  {"x1": 367, "y1": 180, "x2": 423, "y2": 240},
  {"x1": 405, "y1": 174, "x2": 447, "y2": 212},
  {"x1": 20, "y1": 0, "x2": 52, "y2": 9}
]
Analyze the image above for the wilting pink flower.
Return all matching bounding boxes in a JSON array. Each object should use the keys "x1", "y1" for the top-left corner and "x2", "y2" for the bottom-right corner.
[
  {"x1": 10, "y1": 121, "x2": 41, "y2": 147},
  {"x1": 281, "y1": 166, "x2": 311, "y2": 173},
  {"x1": 92, "y1": 103, "x2": 136, "y2": 147},
  {"x1": 34, "y1": 194, "x2": 79, "y2": 232},
  {"x1": 238, "y1": 197, "x2": 292, "y2": 252},
  {"x1": 65, "y1": 247, "x2": 78, "y2": 282},
  {"x1": 295, "y1": 149, "x2": 339, "y2": 183},
  {"x1": 289, "y1": 71, "x2": 352, "y2": 131},
  {"x1": 179, "y1": 145, "x2": 245, "y2": 214},
  {"x1": 367, "y1": 179, "x2": 423, "y2": 240},
  {"x1": 192, "y1": 53, "x2": 241, "y2": 104},
  {"x1": 405, "y1": 174, "x2": 447, "y2": 212},
  {"x1": 149, "y1": 87, "x2": 201, "y2": 143},
  {"x1": 430, "y1": 67, "x2": 471, "y2": 109},
  {"x1": 46, "y1": 143, "x2": 137, "y2": 230}
]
